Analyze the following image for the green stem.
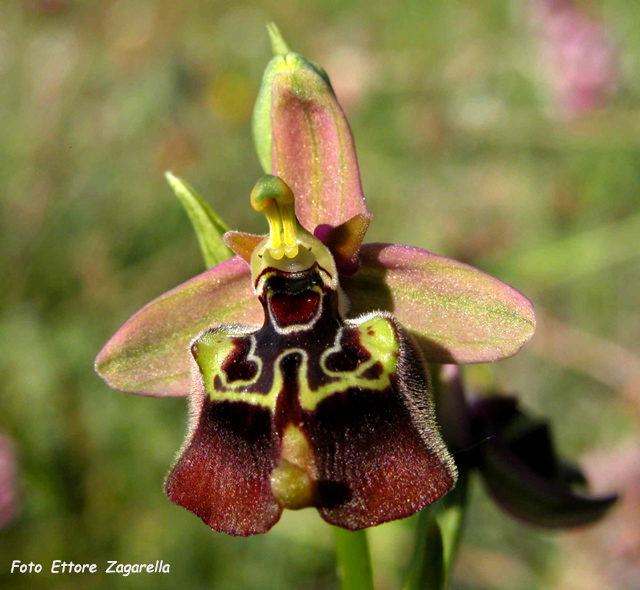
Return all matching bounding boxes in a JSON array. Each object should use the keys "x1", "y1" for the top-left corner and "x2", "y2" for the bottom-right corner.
[
  {"x1": 333, "y1": 528, "x2": 374, "y2": 590},
  {"x1": 403, "y1": 468, "x2": 470, "y2": 590},
  {"x1": 436, "y1": 468, "x2": 469, "y2": 581},
  {"x1": 403, "y1": 508, "x2": 444, "y2": 590}
]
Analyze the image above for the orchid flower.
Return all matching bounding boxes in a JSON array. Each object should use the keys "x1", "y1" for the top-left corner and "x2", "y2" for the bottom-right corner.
[{"x1": 95, "y1": 28, "x2": 535, "y2": 537}]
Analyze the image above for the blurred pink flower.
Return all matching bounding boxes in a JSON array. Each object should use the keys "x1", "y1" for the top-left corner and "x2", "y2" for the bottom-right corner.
[
  {"x1": 580, "y1": 442, "x2": 640, "y2": 589},
  {"x1": 531, "y1": 0, "x2": 618, "y2": 116},
  {"x1": 0, "y1": 436, "x2": 18, "y2": 529}
]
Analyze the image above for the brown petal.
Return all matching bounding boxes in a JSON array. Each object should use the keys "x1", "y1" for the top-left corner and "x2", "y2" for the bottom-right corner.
[
  {"x1": 165, "y1": 356, "x2": 281, "y2": 536},
  {"x1": 311, "y1": 317, "x2": 457, "y2": 530}
]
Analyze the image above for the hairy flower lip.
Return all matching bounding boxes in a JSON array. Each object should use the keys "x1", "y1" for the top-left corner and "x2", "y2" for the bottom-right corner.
[{"x1": 167, "y1": 298, "x2": 457, "y2": 535}]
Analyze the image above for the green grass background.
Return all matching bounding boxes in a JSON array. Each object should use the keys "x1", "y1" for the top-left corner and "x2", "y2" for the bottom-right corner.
[{"x1": 1, "y1": 1, "x2": 639, "y2": 588}]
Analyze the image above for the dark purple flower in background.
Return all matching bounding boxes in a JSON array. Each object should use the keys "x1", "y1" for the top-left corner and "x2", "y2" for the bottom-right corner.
[{"x1": 437, "y1": 366, "x2": 617, "y2": 528}]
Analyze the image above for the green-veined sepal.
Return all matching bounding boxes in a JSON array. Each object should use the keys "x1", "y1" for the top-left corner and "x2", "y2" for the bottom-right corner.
[
  {"x1": 94, "y1": 257, "x2": 260, "y2": 397},
  {"x1": 342, "y1": 243, "x2": 536, "y2": 364}
]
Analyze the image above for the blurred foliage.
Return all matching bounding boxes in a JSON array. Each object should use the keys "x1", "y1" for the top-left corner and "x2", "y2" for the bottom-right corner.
[{"x1": 1, "y1": 0, "x2": 639, "y2": 589}]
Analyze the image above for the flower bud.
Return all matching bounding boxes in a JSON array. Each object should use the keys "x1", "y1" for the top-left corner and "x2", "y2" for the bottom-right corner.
[{"x1": 251, "y1": 24, "x2": 369, "y2": 237}]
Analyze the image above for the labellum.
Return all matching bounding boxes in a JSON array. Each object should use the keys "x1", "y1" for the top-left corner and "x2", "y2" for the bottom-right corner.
[{"x1": 165, "y1": 176, "x2": 457, "y2": 536}]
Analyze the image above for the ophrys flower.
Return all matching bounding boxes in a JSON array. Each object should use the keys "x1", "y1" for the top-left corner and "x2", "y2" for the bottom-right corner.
[{"x1": 95, "y1": 29, "x2": 535, "y2": 536}]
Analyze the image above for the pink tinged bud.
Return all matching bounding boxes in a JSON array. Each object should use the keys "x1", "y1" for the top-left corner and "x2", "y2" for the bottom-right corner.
[
  {"x1": 270, "y1": 68, "x2": 371, "y2": 232},
  {"x1": 253, "y1": 41, "x2": 371, "y2": 255}
]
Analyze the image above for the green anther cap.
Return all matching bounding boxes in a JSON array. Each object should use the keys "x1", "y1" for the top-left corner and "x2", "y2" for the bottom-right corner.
[
  {"x1": 248, "y1": 175, "x2": 338, "y2": 287},
  {"x1": 250, "y1": 175, "x2": 299, "y2": 260}
]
